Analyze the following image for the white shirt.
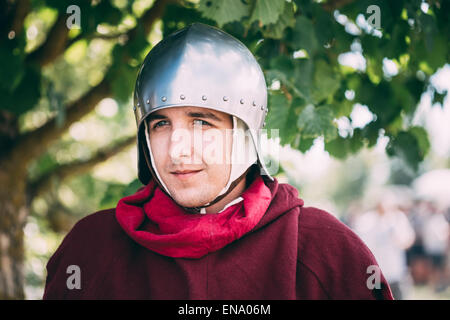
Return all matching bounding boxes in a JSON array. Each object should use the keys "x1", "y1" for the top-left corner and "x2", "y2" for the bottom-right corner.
[{"x1": 199, "y1": 197, "x2": 244, "y2": 214}]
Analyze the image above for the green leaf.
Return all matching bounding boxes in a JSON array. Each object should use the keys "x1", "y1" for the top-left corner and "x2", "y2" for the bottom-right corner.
[
  {"x1": 297, "y1": 104, "x2": 337, "y2": 141},
  {"x1": 409, "y1": 126, "x2": 430, "y2": 158},
  {"x1": 391, "y1": 79, "x2": 416, "y2": 115},
  {"x1": 325, "y1": 130, "x2": 364, "y2": 159},
  {"x1": 250, "y1": 0, "x2": 285, "y2": 26},
  {"x1": 356, "y1": 79, "x2": 401, "y2": 126},
  {"x1": 0, "y1": 44, "x2": 25, "y2": 92},
  {"x1": 93, "y1": 0, "x2": 123, "y2": 25},
  {"x1": 385, "y1": 20, "x2": 409, "y2": 59},
  {"x1": 366, "y1": 55, "x2": 383, "y2": 84},
  {"x1": 282, "y1": 103, "x2": 301, "y2": 146},
  {"x1": 386, "y1": 127, "x2": 429, "y2": 171},
  {"x1": 331, "y1": 22, "x2": 354, "y2": 54},
  {"x1": 311, "y1": 59, "x2": 340, "y2": 104},
  {"x1": 269, "y1": 54, "x2": 295, "y2": 81},
  {"x1": 293, "y1": 58, "x2": 313, "y2": 102},
  {"x1": 0, "y1": 65, "x2": 42, "y2": 114},
  {"x1": 314, "y1": 6, "x2": 335, "y2": 47},
  {"x1": 291, "y1": 16, "x2": 319, "y2": 55},
  {"x1": 297, "y1": 136, "x2": 314, "y2": 153},
  {"x1": 427, "y1": 34, "x2": 448, "y2": 70},
  {"x1": 349, "y1": 129, "x2": 364, "y2": 153},
  {"x1": 266, "y1": 92, "x2": 291, "y2": 140},
  {"x1": 99, "y1": 178, "x2": 143, "y2": 210},
  {"x1": 361, "y1": 121, "x2": 381, "y2": 148},
  {"x1": 262, "y1": 2, "x2": 295, "y2": 39},
  {"x1": 334, "y1": 99, "x2": 354, "y2": 118},
  {"x1": 198, "y1": 0, "x2": 251, "y2": 27},
  {"x1": 433, "y1": 90, "x2": 447, "y2": 107},
  {"x1": 414, "y1": 32, "x2": 448, "y2": 73},
  {"x1": 110, "y1": 63, "x2": 137, "y2": 103},
  {"x1": 46, "y1": 0, "x2": 73, "y2": 11},
  {"x1": 325, "y1": 136, "x2": 348, "y2": 159},
  {"x1": 418, "y1": 12, "x2": 438, "y2": 52},
  {"x1": 127, "y1": 25, "x2": 149, "y2": 60},
  {"x1": 163, "y1": 4, "x2": 208, "y2": 36}
]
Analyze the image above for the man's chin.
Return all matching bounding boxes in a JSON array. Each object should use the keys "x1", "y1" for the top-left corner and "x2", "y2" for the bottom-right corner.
[{"x1": 169, "y1": 191, "x2": 212, "y2": 209}]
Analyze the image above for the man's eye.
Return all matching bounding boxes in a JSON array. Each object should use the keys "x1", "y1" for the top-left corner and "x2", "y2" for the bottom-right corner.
[
  {"x1": 193, "y1": 119, "x2": 212, "y2": 127},
  {"x1": 153, "y1": 120, "x2": 168, "y2": 129}
]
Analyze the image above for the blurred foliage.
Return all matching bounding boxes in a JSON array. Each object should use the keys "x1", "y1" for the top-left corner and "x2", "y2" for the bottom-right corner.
[
  {"x1": 2, "y1": 0, "x2": 448, "y2": 180},
  {"x1": 0, "y1": 0, "x2": 449, "y2": 299},
  {"x1": 167, "y1": 0, "x2": 446, "y2": 172}
]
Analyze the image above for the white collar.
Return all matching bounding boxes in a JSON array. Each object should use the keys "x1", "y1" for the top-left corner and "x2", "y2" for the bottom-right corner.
[{"x1": 200, "y1": 196, "x2": 244, "y2": 214}]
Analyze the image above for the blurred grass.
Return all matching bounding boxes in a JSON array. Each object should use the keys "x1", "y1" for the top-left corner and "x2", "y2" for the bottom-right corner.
[{"x1": 410, "y1": 285, "x2": 450, "y2": 300}]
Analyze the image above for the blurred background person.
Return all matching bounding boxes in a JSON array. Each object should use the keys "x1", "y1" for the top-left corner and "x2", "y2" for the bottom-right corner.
[
  {"x1": 421, "y1": 202, "x2": 450, "y2": 292},
  {"x1": 406, "y1": 199, "x2": 433, "y2": 286},
  {"x1": 352, "y1": 197, "x2": 416, "y2": 299}
]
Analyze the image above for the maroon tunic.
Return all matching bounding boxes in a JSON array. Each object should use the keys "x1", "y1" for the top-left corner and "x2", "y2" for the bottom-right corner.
[{"x1": 43, "y1": 175, "x2": 393, "y2": 300}]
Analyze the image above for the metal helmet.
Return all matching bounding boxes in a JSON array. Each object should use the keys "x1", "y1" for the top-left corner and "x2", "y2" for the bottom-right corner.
[{"x1": 133, "y1": 23, "x2": 273, "y2": 208}]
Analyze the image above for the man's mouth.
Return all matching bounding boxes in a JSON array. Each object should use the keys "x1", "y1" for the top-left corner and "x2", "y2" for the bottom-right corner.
[{"x1": 171, "y1": 169, "x2": 203, "y2": 179}]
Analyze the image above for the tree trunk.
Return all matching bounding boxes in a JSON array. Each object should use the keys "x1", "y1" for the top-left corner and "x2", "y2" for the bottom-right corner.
[
  {"x1": 0, "y1": 160, "x2": 28, "y2": 299},
  {"x1": 0, "y1": 0, "x2": 170, "y2": 299}
]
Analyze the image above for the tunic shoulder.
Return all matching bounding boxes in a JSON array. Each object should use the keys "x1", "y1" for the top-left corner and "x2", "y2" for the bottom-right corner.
[
  {"x1": 43, "y1": 209, "x2": 127, "y2": 299},
  {"x1": 297, "y1": 207, "x2": 393, "y2": 300}
]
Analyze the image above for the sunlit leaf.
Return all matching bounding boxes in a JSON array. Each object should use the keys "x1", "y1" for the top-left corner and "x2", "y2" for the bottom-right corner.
[
  {"x1": 311, "y1": 59, "x2": 340, "y2": 104},
  {"x1": 262, "y1": 2, "x2": 295, "y2": 39},
  {"x1": 198, "y1": 0, "x2": 250, "y2": 27},
  {"x1": 386, "y1": 127, "x2": 429, "y2": 171},
  {"x1": 250, "y1": 0, "x2": 285, "y2": 26},
  {"x1": 297, "y1": 104, "x2": 337, "y2": 141}
]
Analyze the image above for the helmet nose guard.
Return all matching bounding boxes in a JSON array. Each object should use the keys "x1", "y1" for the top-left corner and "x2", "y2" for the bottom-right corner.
[{"x1": 133, "y1": 23, "x2": 273, "y2": 185}]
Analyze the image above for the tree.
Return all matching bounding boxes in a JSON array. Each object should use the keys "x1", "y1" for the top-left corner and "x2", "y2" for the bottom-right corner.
[
  {"x1": 0, "y1": 0, "x2": 448, "y2": 299},
  {"x1": 0, "y1": 0, "x2": 172, "y2": 299}
]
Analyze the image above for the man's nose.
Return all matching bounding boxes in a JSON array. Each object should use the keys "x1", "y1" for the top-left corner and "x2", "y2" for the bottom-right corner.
[{"x1": 168, "y1": 128, "x2": 201, "y2": 164}]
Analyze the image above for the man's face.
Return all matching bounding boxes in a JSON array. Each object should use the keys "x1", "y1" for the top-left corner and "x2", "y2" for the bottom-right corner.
[{"x1": 147, "y1": 106, "x2": 233, "y2": 208}]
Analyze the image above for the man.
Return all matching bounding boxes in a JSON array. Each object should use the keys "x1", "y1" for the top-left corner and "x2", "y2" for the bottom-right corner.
[
  {"x1": 352, "y1": 199, "x2": 415, "y2": 299},
  {"x1": 43, "y1": 23, "x2": 393, "y2": 300}
]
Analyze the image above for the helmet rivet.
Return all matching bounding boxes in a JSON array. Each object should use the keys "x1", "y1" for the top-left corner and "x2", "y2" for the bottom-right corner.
[
  {"x1": 261, "y1": 106, "x2": 264, "y2": 110},
  {"x1": 146, "y1": 99, "x2": 150, "y2": 104},
  {"x1": 202, "y1": 95, "x2": 207, "y2": 101},
  {"x1": 223, "y1": 96, "x2": 228, "y2": 102},
  {"x1": 180, "y1": 94, "x2": 185, "y2": 100},
  {"x1": 252, "y1": 101, "x2": 256, "y2": 106},
  {"x1": 161, "y1": 96, "x2": 167, "y2": 102},
  {"x1": 240, "y1": 99, "x2": 244, "y2": 104}
]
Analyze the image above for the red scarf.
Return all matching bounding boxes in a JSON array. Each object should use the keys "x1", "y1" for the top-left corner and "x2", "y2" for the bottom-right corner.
[{"x1": 115, "y1": 174, "x2": 272, "y2": 258}]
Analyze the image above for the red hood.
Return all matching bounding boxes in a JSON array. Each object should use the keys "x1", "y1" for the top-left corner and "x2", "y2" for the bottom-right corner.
[{"x1": 116, "y1": 173, "x2": 304, "y2": 259}]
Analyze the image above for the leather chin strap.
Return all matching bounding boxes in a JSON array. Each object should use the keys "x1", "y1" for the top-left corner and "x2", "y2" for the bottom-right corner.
[{"x1": 141, "y1": 139, "x2": 251, "y2": 214}]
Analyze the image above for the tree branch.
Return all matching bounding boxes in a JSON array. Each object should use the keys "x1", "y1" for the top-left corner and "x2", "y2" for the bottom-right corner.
[
  {"x1": 0, "y1": 0, "x2": 30, "y2": 38},
  {"x1": 11, "y1": 0, "x2": 31, "y2": 35},
  {"x1": 66, "y1": 30, "x2": 130, "y2": 48},
  {"x1": 45, "y1": 200, "x2": 77, "y2": 233},
  {"x1": 26, "y1": 14, "x2": 70, "y2": 67},
  {"x1": 9, "y1": 0, "x2": 173, "y2": 166},
  {"x1": 28, "y1": 135, "x2": 136, "y2": 201},
  {"x1": 10, "y1": 77, "x2": 111, "y2": 167}
]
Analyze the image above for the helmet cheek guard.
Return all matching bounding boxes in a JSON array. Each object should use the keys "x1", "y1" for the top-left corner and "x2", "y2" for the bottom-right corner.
[{"x1": 133, "y1": 23, "x2": 273, "y2": 192}]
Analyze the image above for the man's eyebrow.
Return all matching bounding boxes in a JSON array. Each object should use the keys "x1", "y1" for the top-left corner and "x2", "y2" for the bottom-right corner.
[
  {"x1": 146, "y1": 113, "x2": 167, "y2": 123},
  {"x1": 186, "y1": 111, "x2": 223, "y2": 122},
  {"x1": 147, "y1": 111, "x2": 223, "y2": 123}
]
